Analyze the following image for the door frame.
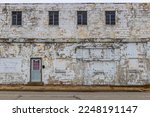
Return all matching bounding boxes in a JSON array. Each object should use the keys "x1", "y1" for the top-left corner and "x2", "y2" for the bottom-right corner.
[{"x1": 30, "y1": 58, "x2": 42, "y2": 83}]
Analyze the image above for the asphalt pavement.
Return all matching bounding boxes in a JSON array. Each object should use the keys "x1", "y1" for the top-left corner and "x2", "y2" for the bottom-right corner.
[{"x1": 0, "y1": 91, "x2": 150, "y2": 100}]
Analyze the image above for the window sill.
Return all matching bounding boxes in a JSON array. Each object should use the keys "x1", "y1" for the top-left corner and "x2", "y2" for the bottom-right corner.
[
  {"x1": 77, "y1": 25, "x2": 88, "y2": 29},
  {"x1": 11, "y1": 25, "x2": 23, "y2": 27}
]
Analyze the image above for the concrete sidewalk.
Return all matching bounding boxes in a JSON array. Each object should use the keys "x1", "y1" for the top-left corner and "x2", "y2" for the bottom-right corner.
[{"x1": 0, "y1": 85, "x2": 150, "y2": 92}]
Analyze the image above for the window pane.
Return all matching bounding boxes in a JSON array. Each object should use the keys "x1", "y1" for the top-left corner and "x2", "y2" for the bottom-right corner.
[
  {"x1": 54, "y1": 21, "x2": 59, "y2": 25},
  {"x1": 33, "y1": 60, "x2": 40, "y2": 70},
  {"x1": 83, "y1": 17, "x2": 87, "y2": 24},
  {"x1": 78, "y1": 21, "x2": 81, "y2": 25},
  {"x1": 17, "y1": 21, "x2": 22, "y2": 25},
  {"x1": 111, "y1": 15, "x2": 115, "y2": 19},
  {"x1": 77, "y1": 14, "x2": 82, "y2": 24},
  {"x1": 12, "y1": 15, "x2": 17, "y2": 24},
  {"x1": 12, "y1": 19, "x2": 16, "y2": 25},
  {"x1": 54, "y1": 16, "x2": 58, "y2": 21},
  {"x1": 111, "y1": 21, "x2": 115, "y2": 25}
]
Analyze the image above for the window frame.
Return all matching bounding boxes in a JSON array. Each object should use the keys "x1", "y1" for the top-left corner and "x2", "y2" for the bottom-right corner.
[
  {"x1": 49, "y1": 11, "x2": 59, "y2": 26},
  {"x1": 77, "y1": 11, "x2": 87, "y2": 25},
  {"x1": 12, "y1": 11, "x2": 22, "y2": 26},
  {"x1": 105, "y1": 11, "x2": 116, "y2": 25}
]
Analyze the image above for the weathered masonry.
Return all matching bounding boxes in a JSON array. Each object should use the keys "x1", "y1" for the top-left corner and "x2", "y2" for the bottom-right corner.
[{"x1": 0, "y1": 3, "x2": 150, "y2": 85}]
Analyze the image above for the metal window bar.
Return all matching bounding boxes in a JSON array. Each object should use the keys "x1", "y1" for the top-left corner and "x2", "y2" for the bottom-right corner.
[{"x1": 52, "y1": 13, "x2": 55, "y2": 25}]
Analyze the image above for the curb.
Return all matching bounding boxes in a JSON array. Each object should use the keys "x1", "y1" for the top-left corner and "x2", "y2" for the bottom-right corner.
[{"x1": 0, "y1": 85, "x2": 149, "y2": 92}]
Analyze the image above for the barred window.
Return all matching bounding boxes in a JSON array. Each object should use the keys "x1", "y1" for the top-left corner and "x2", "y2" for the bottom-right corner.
[
  {"x1": 49, "y1": 11, "x2": 59, "y2": 25},
  {"x1": 12, "y1": 11, "x2": 22, "y2": 25},
  {"x1": 105, "y1": 11, "x2": 116, "y2": 25},
  {"x1": 77, "y1": 11, "x2": 87, "y2": 25}
]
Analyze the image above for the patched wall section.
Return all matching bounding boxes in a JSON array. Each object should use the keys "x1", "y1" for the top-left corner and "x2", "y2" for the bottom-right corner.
[{"x1": 0, "y1": 43, "x2": 149, "y2": 85}]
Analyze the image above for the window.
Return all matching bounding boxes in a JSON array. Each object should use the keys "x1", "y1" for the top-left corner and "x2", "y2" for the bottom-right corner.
[
  {"x1": 12, "y1": 11, "x2": 22, "y2": 25},
  {"x1": 32, "y1": 60, "x2": 40, "y2": 70},
  {"x1": 77, "y1": 11, "x2": 87, "y2": 25},
  {"x1": 105, "y1": 11, "x2": 116, "y2": 25},
  {"x1": 49, "y1": 11, "x2": 59, "y2": 25}
]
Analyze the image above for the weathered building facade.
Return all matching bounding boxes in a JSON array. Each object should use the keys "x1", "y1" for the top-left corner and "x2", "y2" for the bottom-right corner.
[{"x1": 0, "y1": 3, "x2": 150, "y2": 85}]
